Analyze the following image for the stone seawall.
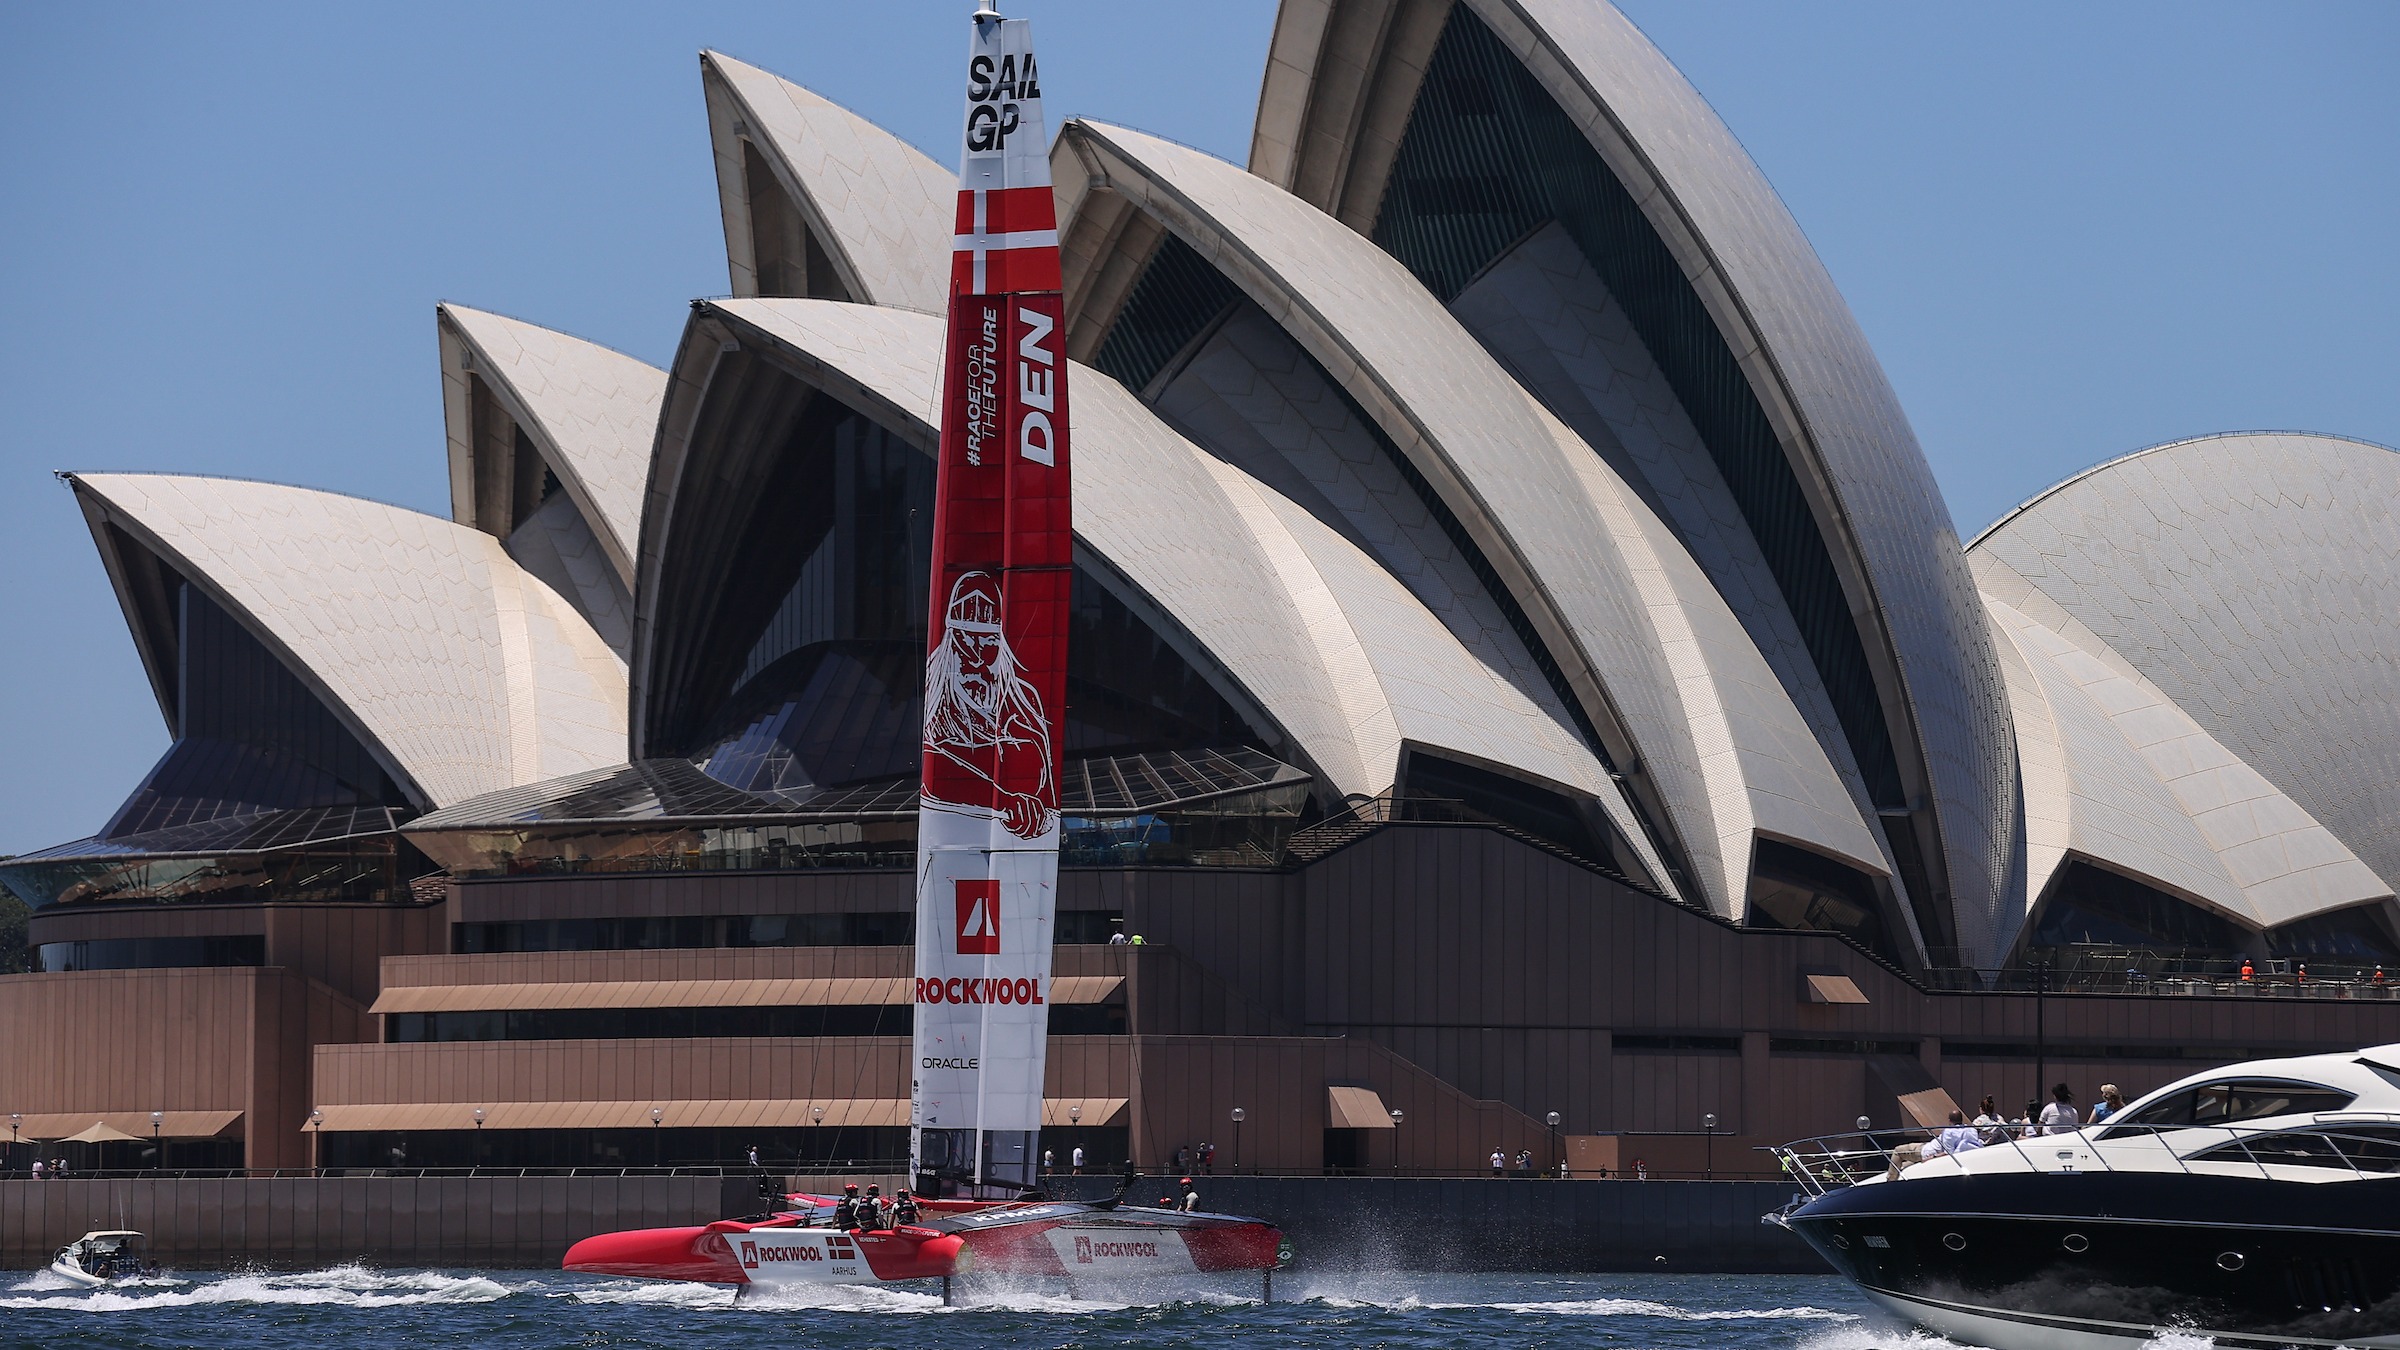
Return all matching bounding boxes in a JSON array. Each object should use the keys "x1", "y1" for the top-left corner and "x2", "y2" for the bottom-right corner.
[
  {"x1": 0, "y1": 1175, "x2": 753, "y2": 1270},
  {"x1": 1, "y1": 1175, "x2": 1824, "y2": 1273}
]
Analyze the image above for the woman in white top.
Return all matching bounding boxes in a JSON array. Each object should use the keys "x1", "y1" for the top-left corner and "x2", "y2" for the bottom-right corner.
[{"x1": 2038, "y1": 1083, "x2": 2081, "y2": 1134}]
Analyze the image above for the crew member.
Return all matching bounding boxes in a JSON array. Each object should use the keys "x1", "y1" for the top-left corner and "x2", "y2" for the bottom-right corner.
[
  {"x1": 834, "y1": 1183, "x2": 862, "y2": 1230},
  {"x1": 863, "y1": 1183, "x2": 888, "y2": 1230},
  {"x1": 1177, "y1": 1177, "x2": 1200, "y2": 1212},
  {"x1": 894, "y1": 1190, "x2": 920, "y2": 1226}
]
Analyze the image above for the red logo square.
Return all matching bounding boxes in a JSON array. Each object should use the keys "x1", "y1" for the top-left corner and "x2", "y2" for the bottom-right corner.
[{"x1": 955, "y1": 880, "x2": 1001, "y2": 954}]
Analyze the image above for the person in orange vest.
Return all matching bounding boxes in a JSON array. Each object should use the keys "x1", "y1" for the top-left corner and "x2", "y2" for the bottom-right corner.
[
  {"x1": 2240, "y1": 958, "x2": 2254, "y2": 982},
  {"x1": 2375, "y1": 966, "x2": 2388, "y2": 986},
  {"x1": 2297, "y1": 963, "x2": 2309, "y2": 985}
]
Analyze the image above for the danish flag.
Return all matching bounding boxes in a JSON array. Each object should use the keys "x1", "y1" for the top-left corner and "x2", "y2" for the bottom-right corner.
[
  {"x1": 953, "y1": 187, "x2": 1061, "y2": 295},
  {"x1": 955, "y1": 879, "x2": 1001, "y2": 954}
]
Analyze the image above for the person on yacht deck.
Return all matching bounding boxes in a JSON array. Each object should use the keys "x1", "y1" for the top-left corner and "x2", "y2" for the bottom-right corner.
[{"x1": 1922, "y1": 1110, "x2": 1985, "y2": 1160}]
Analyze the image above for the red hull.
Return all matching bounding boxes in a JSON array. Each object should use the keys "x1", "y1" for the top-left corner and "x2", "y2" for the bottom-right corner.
[
  {"x1": 926, "y1": 1200, "x2": 1285, "y2": 1275},
  {"x1": 562, "y1": 1204, "x2": 964, "y2": 1285}
]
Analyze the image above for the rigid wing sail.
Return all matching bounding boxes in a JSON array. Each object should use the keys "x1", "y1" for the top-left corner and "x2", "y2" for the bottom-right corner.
[{"x1": 910, "y1": 1, "x2": 1072, "y2": 1202}]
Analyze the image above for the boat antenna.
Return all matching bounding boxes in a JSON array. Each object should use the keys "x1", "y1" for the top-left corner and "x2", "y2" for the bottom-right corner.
[{"x1": 972, "y1": 3, "x2": 1001, "y2": 21}]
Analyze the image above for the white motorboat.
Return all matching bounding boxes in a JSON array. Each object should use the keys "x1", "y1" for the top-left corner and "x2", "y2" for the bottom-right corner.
[
  {"x1": 49, "y1": 1230, "x2": 158, "y2": 1287},
  {"x1": 1771, "y1": 1044, "x2": 2400, "y2": 1348}
]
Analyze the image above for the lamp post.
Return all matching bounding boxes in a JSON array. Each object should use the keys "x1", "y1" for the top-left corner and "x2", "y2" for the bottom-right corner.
[
  {"x1": 1702, "y1": 1113, "x2": 1718, "y2": 1181},
  {"x1": 10, "y1": 1113, "x2": 19, "y2": 1174},
  {"x1": 1388, "y1": 1107, "x2": 1404, "y2": 1176},
  {"x1": 1546, "y1": 1111, "x2": 1561, "y2": 1177},
  {"x1": 811, "y1": 1104, "x2": 825, "y2": 1170},
  {"x1": 1230, "y1": 1107, "x2": 1245, "y2": 1175},
  {"x1": 472, "y1": 1107, "x2": 485, "y2": 1174},
  {"x1": 309, "y1": 1108, "x2": 323, "y2": 1174},
  {"x1": 2033, "y1": 951, "x2": 2049, "y2": 1115},
  {"x1": 651, "y1": 1107, "x2": 664, "y2": 1168},
  {"x1": 151, "y1": 1110, "x2": 163, "y2": 1172}
]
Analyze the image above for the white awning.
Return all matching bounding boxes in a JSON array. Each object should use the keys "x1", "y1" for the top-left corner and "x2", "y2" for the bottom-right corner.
[{"x1": 13, "y1": 1111, "x2": 243, "y2": 1141}]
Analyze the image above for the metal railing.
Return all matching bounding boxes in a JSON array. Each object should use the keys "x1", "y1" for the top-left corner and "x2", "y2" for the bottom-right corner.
[
  {"x1": 0, "y1": 1164, "x2": 764, "y2": 1181},
  {"x1": 1769, "y1": 1117, "x2": 2400, "y2": 1198}
]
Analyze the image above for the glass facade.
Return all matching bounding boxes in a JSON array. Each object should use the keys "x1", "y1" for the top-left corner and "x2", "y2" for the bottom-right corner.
[
  {"x1": 653, "y1": 392, "x2": 1269, "y2": 791},
  {"x1": 322, "y1": 1126, "x2": 910, "y2": 1172},
  {"x1": 1, "y1": 818, "x2": 425, "y2": 911},
  {"x1": 1745, "y1": 838, "x2": 1901, "y2": 966},
  {"x1": 2267, "y1": 905, "x2": 2400, "y2": 964},
  {"x1": 456, "y1": 909, "x2": 1130, "y2": 954},
  {"x1": 1370, "y1": 5, "x2": 1907, "y2": 816},
  {"x1": 408, "y1": 750, "x2": 1310, "y2": 879},
  {"x1": 38, "y1": 934, "x2": 265, "y2": 972},
  {"x1": 1403, "y1": 752, "x2": 1615, "y2": 872},
  {"x1": 1091, "y1": 234, "x2": 1244, "y2": 394},
  {"x1": 386, "y1": 1002, "x2": 1124, "y2": 1042},
  {"x1": 0, "y1": 576, "x2": 430, "y2": 912},
  {"x1": 457, "y1": 912, "x2": 915, "y2": 954},
  {"x1": 2027, "y1": 862, "x2": 2246, "y2": 958},
  {"x1": 110, "y1": 584, "x2": 408, "y2": 835}
]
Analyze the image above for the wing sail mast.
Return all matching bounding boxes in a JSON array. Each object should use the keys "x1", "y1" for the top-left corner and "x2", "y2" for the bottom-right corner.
[{"x1": 909, "y1": 2, "x2": 1071, "y2": 1200}]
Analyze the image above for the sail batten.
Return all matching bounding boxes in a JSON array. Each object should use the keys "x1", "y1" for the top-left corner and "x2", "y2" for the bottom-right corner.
[{"x1": 910, "y1": 7, "x2": 1070, "y2": 1198}]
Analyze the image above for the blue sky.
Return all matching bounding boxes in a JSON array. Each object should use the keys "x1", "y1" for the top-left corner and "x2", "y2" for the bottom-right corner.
[{"x1": 0, "y1": 2, "x2": 2392, "y2": 854}]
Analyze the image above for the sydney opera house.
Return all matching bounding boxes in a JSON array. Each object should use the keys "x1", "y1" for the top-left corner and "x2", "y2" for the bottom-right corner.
[{"x1": 5, "y1": 0, "x2": 2397, "y2": 1175}]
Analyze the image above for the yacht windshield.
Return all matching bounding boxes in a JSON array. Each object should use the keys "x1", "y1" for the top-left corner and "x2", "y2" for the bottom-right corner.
[
  {"x1": 2193, "y1": 1125, "x2": 2400, "y2": 1173},
  {"x1": 2107, "y1": 1079, "x2": 2355, "y2": 1134}
]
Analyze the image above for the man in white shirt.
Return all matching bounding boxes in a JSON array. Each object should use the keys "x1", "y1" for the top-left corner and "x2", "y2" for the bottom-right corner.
[
  {"x1": 1921, "y1": 1110, "x2": 1984, "y2": 1160},
  {"x1": 2039, "y1": 1084, "x2": 2081, "y2": 1134},
  {"x1": 1071, "y1": 1144, "x2": 1085, "y2": 1174}
]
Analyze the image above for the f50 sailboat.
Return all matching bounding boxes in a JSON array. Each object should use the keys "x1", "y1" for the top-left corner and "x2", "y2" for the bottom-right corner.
[{"x1": 565, "y1": 4, "x2": 1283, "y2": 1297}]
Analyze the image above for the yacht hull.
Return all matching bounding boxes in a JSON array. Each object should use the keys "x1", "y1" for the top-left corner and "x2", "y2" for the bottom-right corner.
[{"x1": 1788, "y1": 1172, "x2": 2400, "y2": 1349}]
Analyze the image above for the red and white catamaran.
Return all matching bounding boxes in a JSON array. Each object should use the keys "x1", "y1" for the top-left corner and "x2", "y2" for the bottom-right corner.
[{"x1": 563, "y1": 5, "x2": 1283, "y2": 1299}]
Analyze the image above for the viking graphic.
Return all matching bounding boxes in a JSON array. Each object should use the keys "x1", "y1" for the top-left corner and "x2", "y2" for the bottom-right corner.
[{"x1": 922, "y1": 570, "x2": 1056, "y2": 839}]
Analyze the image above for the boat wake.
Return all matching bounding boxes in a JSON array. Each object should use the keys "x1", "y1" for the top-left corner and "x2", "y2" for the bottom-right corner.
[
  {"x1": 0, "y1": 1263, "x2": 512, "y2": 1311},
  {"x1": 1793, "y1": 1322, "x2": 2221, "y2": 1350}
]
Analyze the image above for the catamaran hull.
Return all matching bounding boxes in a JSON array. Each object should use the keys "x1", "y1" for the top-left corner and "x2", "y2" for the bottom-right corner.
[
  {"x1": 562, "y1": 1218, "x2": 964, "y2": 1288},
  {"x1": 930, "y1": 1202, "x2": 1284, "y2": 1275}
]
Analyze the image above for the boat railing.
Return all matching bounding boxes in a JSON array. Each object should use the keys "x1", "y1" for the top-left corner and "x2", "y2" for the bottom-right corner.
[{"x1": 1768, "y1": 1117, "x2": 2400, "y2": 1197}]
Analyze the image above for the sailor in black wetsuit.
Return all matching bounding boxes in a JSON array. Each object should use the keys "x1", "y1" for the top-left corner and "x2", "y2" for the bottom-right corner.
[
  {"x1": 834, "y1": 1183, "x2": 862, "y2": 1230},
  {"x1": 893, "y1": 1190, "x2": 920, "y2": 1226}
]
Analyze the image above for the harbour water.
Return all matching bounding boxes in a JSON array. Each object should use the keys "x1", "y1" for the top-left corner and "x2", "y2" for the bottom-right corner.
[{"x1": 0, "y1": 1266, "x2": 2225, "y2": 1350}]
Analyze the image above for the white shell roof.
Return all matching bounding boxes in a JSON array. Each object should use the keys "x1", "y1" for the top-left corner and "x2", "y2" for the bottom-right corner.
[
  {"x1": 71, "y1": 473, "x2": 629, "y2": 811},
  {"x1": 1973, "y1": 432, "x2": 2400, "y2": 907},
  {"x1": 1057, "y1": 120, "x2": 1888, "y2": 917},
  {"x1": 702, "y1": 52, "x2": 954, "y2": 315},
  {"x1": 1470, "y1": 0, "x2": 2019, "y2": 939},
  {"x1": 700, "y1": 298, "x2": 1654, "y2": 881},
  {"x1": 437, "y1": 304, "x2": 664, "y2": 585},
  {"x1": 1979, "y1": 553, "x2": 2387, "y2": 936}
]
